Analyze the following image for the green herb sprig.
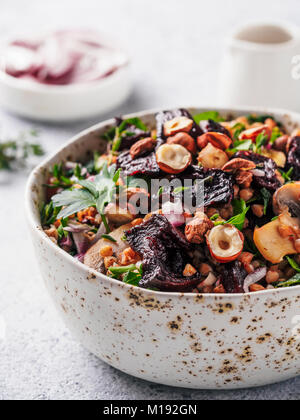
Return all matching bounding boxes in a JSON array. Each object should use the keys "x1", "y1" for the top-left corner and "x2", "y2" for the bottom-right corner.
[
  {"x1": 214, "y1": 199, "x2": 249, "y2": 231},
  {"x1": 109, "y1": 264, "x2": 143, "y2": 287},
  {"x1": 274, "y1": 273, "x2": 300, "y2": 288},
  {"x1": 51, "y1": 163, "x2": 121, "y2": 233},
  {"x1": 193, "y1": 111, "x2": 223, "y2": 124},
  {"x1": 0, "y1": 132, "x2": 44, "y2": 171},
  {"x1": 286, "y1": 256, "x2": 300, "y2": 273},
  {"x1": 103, "y1": 118, "x2": 148, "y2": 152}
]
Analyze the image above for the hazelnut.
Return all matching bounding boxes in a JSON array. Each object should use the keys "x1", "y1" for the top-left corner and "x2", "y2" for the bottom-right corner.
[
  {"x1": 239, "y1": 188, "x2": 254, "y2": 201},
  {"x1": 251, "y1": 204, "x2": 264, "y2": 218},
  {"x1": 196, "y1": 135, "x2": 209, "y2": 149},
  {"x1": 185, "y1": 212, "x2": 214, "y2": 244},
  {"x1": 235, "y1": 171, "x2": 253, "y2": 188},
  {"x1": 156, "y1": 144, "x2": 192, "y2": 174},
  {"x1": 197, "y1": 143, "x2": 228, "y2": 169},
  {"x1": 167, "y1": 132, "x2": 196, "y2": 154},
  {"x1": 197, "y1": 132, "x2": 232, "y2": 150},
  {"x1": 266, "y1": 270, "x2": 280, "y2": 284},
  {"x1": 274, "y1": 135, "x2": 288, "y2": 151},
  {"x1": 130, "y1": 137, "x2": 156, "y2": 159},
  {"x1": 163, "y1": 116, "x2": 193, "y2": 137},
  {"x1": 264, "y1": 118, "x2": 277, "y2": 130},
  {"x1": 206, "y1": 225, "x2": 244, "y2": 263}
]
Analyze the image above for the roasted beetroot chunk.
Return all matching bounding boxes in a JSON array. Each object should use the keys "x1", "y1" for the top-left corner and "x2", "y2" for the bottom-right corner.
[
  {"x1": 220, "y1": 261, "x2": 247, "y2": 293},
  {"x1": 287, "y1": 136, "x2": 300, "y2": 180},
  {"x1": 199, "y1": 119, "x2": 231, "y2": 138},
  {"x1": 234, "y1": 150, "x2": 281, "y2": 191},
  {"x1": 125, "y1": 215, "x2": 201, "y2": 292},
  {"x1": 173, "y1": 165, "x2": 234, "y2": 207},
  {"x1": 156, "y1": 108, "x2": 203, "y2": 147},
  {"x1": 117, "y1": 150, "x2": 160, "y2": 176}
]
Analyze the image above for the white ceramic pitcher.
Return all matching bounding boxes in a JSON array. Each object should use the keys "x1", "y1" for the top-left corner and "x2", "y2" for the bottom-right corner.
[{"x1": 218, "y1": 21, "x2": 300, "y2": 111}]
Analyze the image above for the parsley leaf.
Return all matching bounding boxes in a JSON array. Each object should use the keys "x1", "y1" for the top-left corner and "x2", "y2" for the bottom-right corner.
[
  {"x1": 286, "y1": 256, "x2": 300, "y2": 273},
  {"x1": 274, "y1": 273, "x2": 300, "y2": 288},
  {"x1": 228, "y1": 139, "x2": 252, "y2": 154},
  {"x1": 270, "y1": 127, "x2": 282, "y2": 144},
  {"x1": 40, "y1": 201, "x2": 62, "y2": 226},
  {"x1": 214, "y1": 199, "x2": 249, "y2": 231},
  {"x1": 232, "y1": 123, "x2": 246, "y2": 141},
  {"x1": 52, "y1": 163, "x2": 121, "y2": 228},
  {"x1": 253, "y1": 132, "x2": 269, "y2": 153},
  {"x1": 109, "y1": 264, "x2": 143, "y2": 286},
  {"x1": 123, "y1": 270, "x2": 142, "y2": 287},
  {"x1": 193, "y1": 111, "x2": 223, "y2": 124},
  {"x1": 247, "y1": 114, "x2": 275, "y2": 124},
  {"x1": 103, "y1": 118, "x2": 148, "y2": 152}
]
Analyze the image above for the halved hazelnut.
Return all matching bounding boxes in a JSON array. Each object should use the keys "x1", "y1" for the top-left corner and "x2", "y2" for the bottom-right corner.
[
  {"x1": 163, "y1": 116, "x2": 193, "y2": 137},
  {"x1": 206, "y1": 225, "x2": 244, "y2": 263},
  {"x1": 197, "y1": 132, "x2": 232, "y2": 150},
  {"x1": 197, "y1": 143, "x2": 228, "y2": 169},
  {"x1": 156, "y1": 144, "x2": 192, "y2": 174},
  {"x1": 239, "y1": 125, "x2": 271, "y2": 142},
  {"x1": 167, "y1": 132, "x2": 196, "y2": 154}
]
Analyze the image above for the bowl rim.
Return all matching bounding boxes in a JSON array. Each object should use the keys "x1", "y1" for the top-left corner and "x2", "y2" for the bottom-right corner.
[{"x1": 25, "y1": 105, "x2": 300, "y2": 299}]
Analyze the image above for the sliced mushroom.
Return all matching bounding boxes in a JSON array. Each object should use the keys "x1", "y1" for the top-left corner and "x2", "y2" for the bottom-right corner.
[
  {"x1": 273, "y1": 181, "x2": 300, "y2": 218},
  {"x1": 84, "y1": 222, "x2": 133, "y2": 271},
  {"x1": 105, "y1": 203, "x2": 135, "y2": 225},
  {"x1": 254, "y1": 216, "x2": 297, "y2": 263},
  {"x1": 261, "y1": 149, "x2": 286, "y2": 168}
]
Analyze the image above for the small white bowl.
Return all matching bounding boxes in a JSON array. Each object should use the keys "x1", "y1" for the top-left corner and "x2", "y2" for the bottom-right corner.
[{"x1": 0, "y1": 64, "x2": 131, "y2": 122}]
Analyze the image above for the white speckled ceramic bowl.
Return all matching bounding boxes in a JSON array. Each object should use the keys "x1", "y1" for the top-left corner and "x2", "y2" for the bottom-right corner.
[{"x1": 25, "y1": 107, "x2": 300, "y2": 389}]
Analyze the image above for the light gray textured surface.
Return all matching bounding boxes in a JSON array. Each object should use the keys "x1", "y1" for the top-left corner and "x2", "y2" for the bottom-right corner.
[{"x1": 0, "y1": 0, "x2": 299, "y2": 400}]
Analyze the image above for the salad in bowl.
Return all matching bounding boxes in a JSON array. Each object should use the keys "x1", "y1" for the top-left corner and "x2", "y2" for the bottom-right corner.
[{"x1": 41, "y1": 108, "x2": 300, "y2": 295}]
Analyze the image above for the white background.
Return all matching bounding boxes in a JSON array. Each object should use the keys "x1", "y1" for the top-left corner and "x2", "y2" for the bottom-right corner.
[{"x1": 0, "y1": 0, "x2": 299, "y2": 400}]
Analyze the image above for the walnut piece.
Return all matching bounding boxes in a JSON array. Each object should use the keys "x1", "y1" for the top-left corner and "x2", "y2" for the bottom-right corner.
[{"x1": 185, "y1": 212, "x2": 214, "y2": 244}]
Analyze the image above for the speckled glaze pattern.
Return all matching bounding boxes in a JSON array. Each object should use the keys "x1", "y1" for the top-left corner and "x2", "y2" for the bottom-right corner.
[{"x1": 25, "y1": 107, "x2": 300, "y2": 389}]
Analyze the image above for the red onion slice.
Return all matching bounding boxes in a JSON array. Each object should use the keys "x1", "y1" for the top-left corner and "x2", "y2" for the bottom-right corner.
[
  {"x1": 251, "y1": 169, "x2": 265, "y2": 177},
  {"x1": 243, "y1": 267, "x2": 267, "y2": 293},
  {"x1": 3, "y1": 30, "x2": 126, "y2": 85},
  {"x1": 162, "y1": 201, "x2": 185, "y2": 227},
  {"x1": 3, "y1": 45, "x2": 41, "y2": 77}
]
